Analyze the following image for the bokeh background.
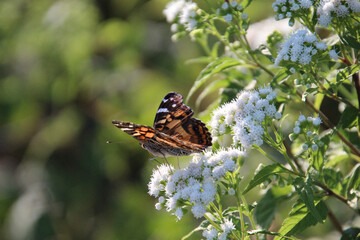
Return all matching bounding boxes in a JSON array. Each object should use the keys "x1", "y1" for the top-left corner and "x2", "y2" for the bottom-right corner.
[{"x1": 0, "y1": 0, "x2": 352, "y2": 239}]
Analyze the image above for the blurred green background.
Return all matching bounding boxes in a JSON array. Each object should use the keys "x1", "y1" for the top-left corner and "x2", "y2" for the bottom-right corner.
[{"x1": 0, "y1": 0, "x2": 347, "y2": 239}]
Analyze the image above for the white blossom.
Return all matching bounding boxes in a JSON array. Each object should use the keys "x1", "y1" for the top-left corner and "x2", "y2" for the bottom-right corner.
[
  {"x1": 313, "y1": 117, "x2": 322, "y2": 126},
  {"x1": 210, "y1": 87, "x2": 279, "y2": 150},
  {"x1": 273, "y1": 0, "x2": 312, "y2": 24},
  {"x1": 221, "y1": 218, "x2": 236, "y2": 233},
  {"x1": 224, "y1": 13, "x2": 233, "y2": 23},
  {"x1": 275, "y1": 28, "x2": 328, "y2": 66},
  {"x1": 222, "y1": 2, "x2": 229, "y2": 9},
  {"x1": 311, "y1": 144, "x2": 319, "y2": 151},
  {"x1": 228, "y1": 188, "x2": 236, "y2": 195},
  {"x1": 174, "y1": 207, "x2": 184, "y2": 220},
  {"x1": 294, "y1": 126, "x2": 301, "y2": 134},
  {"x1": 203, "y1": 226, "x2": 218, "y2": 240},
  {"x1": 317, "y1": 0, "x2": 360, "y2": 27},
  {"x1": 163, "y1": 0, "x2": 186, "y2": 22},
  {"x1": 155, "y1": 203, "x2": 162, "y2": 210},
  {"x1": 329, "y1": 49, "x2": 338, "y2": 60},
  {"x1": 148, "y1": 148, "x2": 245, "y2": 220},
  {"x1": 179, "y1": 1, "x2": 198, "y2": 31}
]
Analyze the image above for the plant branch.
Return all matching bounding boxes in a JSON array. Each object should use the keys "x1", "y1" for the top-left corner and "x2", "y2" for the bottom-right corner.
[{"x1": 353, "y1": 71, "x2": 360, "y2": 110}]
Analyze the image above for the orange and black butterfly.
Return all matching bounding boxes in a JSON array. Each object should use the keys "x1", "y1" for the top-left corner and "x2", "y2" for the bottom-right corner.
[{"x1": 112, "y1": 92, "x2": 212, "y2": 159}]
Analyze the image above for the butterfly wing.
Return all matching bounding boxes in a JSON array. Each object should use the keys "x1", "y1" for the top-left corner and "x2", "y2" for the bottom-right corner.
[
  {"x1": 153, "y1": 92, "x2": 193, "y2": 132},
  {"x1": 153, "y1": 92, "x2": 212, "y2": 148},
  {"x1": 112, "y1": 121, "x2": 156, "y2": 141}
]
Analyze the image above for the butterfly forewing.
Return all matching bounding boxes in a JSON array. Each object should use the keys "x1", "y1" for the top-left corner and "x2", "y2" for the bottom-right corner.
[{"x1": 153, "y1": 92, "x2": 193, "y2": 133}]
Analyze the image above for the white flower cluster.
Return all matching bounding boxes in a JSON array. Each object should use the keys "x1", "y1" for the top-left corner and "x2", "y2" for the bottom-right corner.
[
  {"x1": 290, "y1": 114, "x2": 323, "y2": 151},
  {"x1": 148, "y1": 148, "x2": 245, "y2": 220},
  {"x1": 274, "y1": 28, "x2": 331, "y2": 66},
  {"x1": 210, "y1": 87, "x2": 280, "y2": 150},
  {"x1": 163, "y1": 0, "x2": 199, "y2": 31},
  {"x1": 203, "y1": 218, "x2": 236, "y2": 240},
  {"x1": 317, "y1": 0, "x2": 360, "y2": 27},
  {"x1": 216, "y1": 1, "x2": 245, "y2": 23},
  {"x1": 272, "y1": 0, "x2": 313, "y2": 22}
]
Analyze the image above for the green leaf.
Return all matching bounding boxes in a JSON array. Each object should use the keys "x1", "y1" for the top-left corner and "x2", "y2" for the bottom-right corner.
[
  {"x1": 323, "y1": 168, "x2": 344, "y2": 195},
  {"x1": 254, "y1": 190, "x2": 277, "y2": 229},
  {"x1": 341, "y1": 35, "x2": 360, "y2": 50},
  {"x1": 313, "y1": 148, "x2": 325, "y2": 172},
  {"x1": 243, "y1": 164, "x2": 289, "y2": 194},
  {"x1": 242, "y1": 0, "x2": 254, "y2": 8},
  {"x1": 271, "y1": 69, "x2": 289, "y2": 86},
  {"x1": 294, "y1": 178, "x2": 324, "y2": 223},
  {"x1": 211, "y1": 42, "x2": 221, "y2": 59},
  {"x1": 248, "y1": 230, "x2": 299, "y2": 240},
  {"x1": 336, "y1": 64, "x2": 360, "y2": 83},
  {"x1": 195, "y1": 78, "x2": 231, "y2": 109},
  {"x1": 338, "y1": 105, "x2": 359, "y2": 129},
  {"x1": 274, "y1": 200, "x2": 328, "y2": 240},
  {"x1": 185, "y1": 56, "x2": 213, "y2": 65},
  {"x1": 340, "y1": 227, "x2": 360, "y2": 240},
  {"x1": 345, "y1": 163, "x2": 360, "y2": 198},
  {"x1": 186, "y1": 57, "x2": 242, "y2": 103}
]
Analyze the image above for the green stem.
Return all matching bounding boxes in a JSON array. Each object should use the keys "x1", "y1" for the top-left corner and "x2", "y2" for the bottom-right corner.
[
  {"x1": 235, "y1": 195, "x2": 245, "y2": 240},
  {"x1": 205, "y1": 213, "x2": 222, "y2": 231},
  {"x1": 240, "y1": 194, "x2": 259, "y2": 240}
]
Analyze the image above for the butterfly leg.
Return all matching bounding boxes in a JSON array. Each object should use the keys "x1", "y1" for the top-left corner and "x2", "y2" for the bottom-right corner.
[
  {"x1": 161, "y1": 154, "x2": 173, "y2": 173},
  {"x1": 177, "y1": 155, "x2": 180, "y2": 169},
  {"x1": 148, "y1": 156, "x2": 160, "y2": 167}
]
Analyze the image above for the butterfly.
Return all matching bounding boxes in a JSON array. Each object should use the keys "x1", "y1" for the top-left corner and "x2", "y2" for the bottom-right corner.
[{"x1": 112, "y1": 92, "x2": 212, "y2": 165}]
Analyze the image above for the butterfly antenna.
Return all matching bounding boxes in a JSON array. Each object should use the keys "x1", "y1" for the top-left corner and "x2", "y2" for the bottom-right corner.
[
  {"x1": 106, "y1": 140, "x2": 122, "y2": 144},
  {"x1": 106, "y1": 140, "x2": 137, "y2": 144}
]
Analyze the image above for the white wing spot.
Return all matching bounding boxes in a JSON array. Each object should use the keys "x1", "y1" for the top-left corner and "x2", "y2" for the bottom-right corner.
[
  {"x1": 162, "y1": 98, "x2": 169, "y2": 103},
  {"x1": 172, "y1": 104, "x2": 176, "y2": 107},
  {"x1": 157, "y1": 108, "x2": 169, "y2": 113},
  {"x1": 121, "y1": 128, "x2": 133, "y2": 131}
]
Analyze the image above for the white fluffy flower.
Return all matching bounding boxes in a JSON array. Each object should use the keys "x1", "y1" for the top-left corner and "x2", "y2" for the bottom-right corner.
[
  {"x1": 228, "y1": 188, "x2": 236, "y2": 195},
  {"x1": 224, "y1": 13, "x2": 233, "y2": 23},
  {"x1": 191, "y1": 203, "x2": 207, "y2": 218},
  {"x1": 313, "y1": 117, "x2": 322, "y2": 126},
  {"x1": 311, "y1": 144, "x2": 319, "y2": 151},
  {"x1": 293, "y1": 126, "x2": 301, "y2": 134},
  {"x1": 203, "y1": 226, "x2": 218, "y2": 240},
  {"x1": 174, "y1": 207, "x2": 184, "y2": 220},
  {"x1": 329, "y1": 49, "x2": 338, "y2": 60},
  {"x1": 222, "y1": 2, "x2": 229, "y2": 10},
  {"x1": 273, "y1": 0, "x2": 312, "y2": 24},
  {"x1": 210, "y1": 87, "x2": 279, "y2": 150},
  {"x1": 275, "y1": 28, "x2": 328, "y2": 66},
  {"x1": 221, "y1": 218, "x2": 236, "y2": 233},
  {"x1": 317, "y1": 0, "x2": 360, "y2": 27},
  {"x1": 163, "y1": 0, "x2": 186, "y2": 22},
  {"x1": 148, "y1": 148, "x2": 244, "y2": 220},
  {"x1": 179, "y1": 1, "x2": 198, "y2": 31}
]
